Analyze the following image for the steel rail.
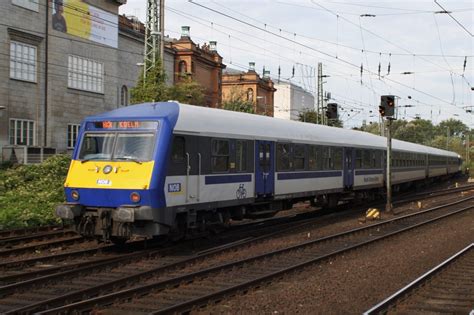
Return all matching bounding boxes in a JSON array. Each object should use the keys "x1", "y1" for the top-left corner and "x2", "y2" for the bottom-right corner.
[
  {"x1": 0, "y1": 229, "x2": 77, "y2": 247},
  {"x1": 364, "y1": 243, "x2": 474, "y2": 315},
  {"x1": 35, "y1": 196, "x2": 474, "y2": 315},
  {"x1": 0, "y1": 225, "x2": 68, "y2": 240},
  {"x1": 0, "y1": 235, "x2": 84, "y2": 258}
]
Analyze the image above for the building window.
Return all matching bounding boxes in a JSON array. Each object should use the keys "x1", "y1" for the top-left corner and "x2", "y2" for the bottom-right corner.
[
  {"x1": 211, "y1": 139, "x2": 229, "y2": 172},
  {"x1": 120, "y1": 85, "x2": 128, "y2": 106},
  {"x1": 12, "y1": 0, "x2": 39, "y2": 12},
  {"x1": 68, "y1": 55, "x2": 104, "y2": 93},
  {"x1": 9, "y1": 119, "x2": 35, "y2": 146},
  {"x1": 67, "y1": 124, "x2": 80, "y2": 149},
  {"x1": 179, "y1": 60, "x2": 187, "y2": 75},
  {"x1": 247, "y1": 88, "x2": 254, "y2": 102},
  {"x1": 10, "y1": 41, "x2": 36, "y2": 82}
]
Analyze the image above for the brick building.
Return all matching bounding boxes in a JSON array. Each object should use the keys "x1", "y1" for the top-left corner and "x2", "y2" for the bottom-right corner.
[
  {"x1": 222, "y1": 62, "x2": 276, "y2": 116},
  {"x1": 166, "y1": 26, "x2": 225, "y2": 108}
]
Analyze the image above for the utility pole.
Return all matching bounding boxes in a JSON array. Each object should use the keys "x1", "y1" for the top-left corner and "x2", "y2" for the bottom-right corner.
[
  {"x1": 446, "y1": 127, "x2": 450, "y2": 150},
  {"x1": 379, "y1": 95, "x2": 396, "y2": 213},
  {"x1": 317, "y1": 62, "x2": 323, "y2": 125},
  {"x1": 386, "y1": 118, "x2": 393, "y2": 213},
  {"x1": 144, "y1": 0, "x2": 164, "y2": 81},
  {"x1": 467, "y1": 134, "x2": 470, "y2": 166}
]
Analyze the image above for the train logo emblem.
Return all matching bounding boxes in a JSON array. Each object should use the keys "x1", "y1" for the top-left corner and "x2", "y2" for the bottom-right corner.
[
  {"x1": 236, "y1": 184, "x2": 247, "y2": 199},
  {"x1": 96, "y1": 179, "x2": 111, "y2": 186},
  {"x1": 168, "y1": 183, "x2": 182, "y2": 193}
]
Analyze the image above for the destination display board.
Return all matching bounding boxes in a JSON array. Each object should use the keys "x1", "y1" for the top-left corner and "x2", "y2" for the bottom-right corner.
[{"x1": 87, "y1": 121, "x2": 159, "y2": 130}]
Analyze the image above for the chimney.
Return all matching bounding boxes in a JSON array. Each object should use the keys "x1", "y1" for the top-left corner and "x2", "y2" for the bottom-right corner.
[
  {"x1": 263, "y1": 70, "x2": 270, "y2": 79},
  {"x1": 249, "y1": 62, "x2": 255, "y2": 72},
  {"x1": 209, "y1": 41, "x2": 217, "y2": 52},
  {"x1": 181, "y1": 26, "x2": 190, "y2": 38}
]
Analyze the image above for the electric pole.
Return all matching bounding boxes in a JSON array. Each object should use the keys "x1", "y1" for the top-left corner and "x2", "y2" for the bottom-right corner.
[
  {"x1": 317, "y1": 62, "x2": 323, "y2": 125},
  {"x1": 144, "y1": 0, "x2": 164, "y2": 81},
  {"x1": 379, "y1": 95, "x2": 396, "y2": 213},
  {"x1": 386, "y1": 118, "x2": 393, "y2": 213}
]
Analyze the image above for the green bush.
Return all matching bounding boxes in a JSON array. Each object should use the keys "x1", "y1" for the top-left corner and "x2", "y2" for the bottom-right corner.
[{"x1": 0, "y1": 155, "x2": 70, "y2": 229}]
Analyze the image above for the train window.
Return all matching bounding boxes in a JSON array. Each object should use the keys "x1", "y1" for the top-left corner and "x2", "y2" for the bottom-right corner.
[
  {"x1": 294, "y1": 144, "x2": 306, "y2": 170},
  {"x1": 332, "y1": 147, "x2": 343, "y2": 169},
  {"x1": 374, "y1": 151, "x2": 382, "y2": 168},
  {"x1": 277, "y1": 143, "x2": 291, "y2": 171},
  {"x1": 211, "y1": 139, "x2": 230, "y2": 172},
  {"x1": 322, "y1": 147, "x2": 331, "y2": 169},
  {"x1": 171, "y1": 136, "x2": 185, "y2": 162},
  {"x1": 355, "y1": 150, "x2": 363, "y2": 169},
  {"x1": 308, "y1": 146, "x2": 321, "y2": 171},
  {"x1": 362, "y1": 150, "x2": 372, "y2": 169},
  {"x1": 79, "y1": 133, "x2": 115, "y2": 160},
  {"x1": 236, "y1": 140, "x2": 247, "y2": 172},
  {"x1": 114, "y1": 133, "x2": 155, "y2": 162}
]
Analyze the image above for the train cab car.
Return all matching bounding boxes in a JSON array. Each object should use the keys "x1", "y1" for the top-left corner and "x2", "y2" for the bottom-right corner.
[{"x1": 56, "y1": 103, "x2": 179, "y2": 242}]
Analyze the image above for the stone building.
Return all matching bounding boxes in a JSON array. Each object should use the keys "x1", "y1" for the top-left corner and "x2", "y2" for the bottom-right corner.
[
  {"x1": 0, "y1": 2, "x2": 224, "y2": 161},
  {"x1": 222, "y1": 62, "x2": 276, "y2": 116},
  {"x1": 166, "y1": 26, "x2": 225, "y2": 108},
  {"x1": 273, "y1": 81, "x2": 315, "y2": 121}
]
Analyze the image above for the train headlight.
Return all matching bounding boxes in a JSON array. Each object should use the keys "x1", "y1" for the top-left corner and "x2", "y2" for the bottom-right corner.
[
  {"x1": 71, "y1": 190, "x2": 80, "y2": 201},
  {"x1": 130, "y1": 192, "x2": 141, "y2": 203}
]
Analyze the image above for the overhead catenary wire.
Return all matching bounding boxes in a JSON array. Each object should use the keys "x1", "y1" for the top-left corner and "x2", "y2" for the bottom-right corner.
[{"x1": 188, "y1": 0, "x2": 461, "y2": 108}]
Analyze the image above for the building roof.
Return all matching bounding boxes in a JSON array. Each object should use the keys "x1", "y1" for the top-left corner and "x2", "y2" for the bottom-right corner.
[{"x1": 223, "y1": 68, "x2": 245, "y2": 75}]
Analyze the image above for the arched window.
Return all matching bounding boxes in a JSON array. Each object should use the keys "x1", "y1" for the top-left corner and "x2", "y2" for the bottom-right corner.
[
  {"x1": 247, "y1": 88, "x2": 254, "y2": 102},
  {"x1": 120, "y1": 85, "x2": 128, "y2": 106},
  {"x1": 179, "y1": 60, "x2": 187, "y2": 75}
]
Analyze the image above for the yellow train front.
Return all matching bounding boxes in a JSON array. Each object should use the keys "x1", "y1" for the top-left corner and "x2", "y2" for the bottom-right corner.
[{"x1": 56, "y1": 103, "x2": 180, "y2": 243}]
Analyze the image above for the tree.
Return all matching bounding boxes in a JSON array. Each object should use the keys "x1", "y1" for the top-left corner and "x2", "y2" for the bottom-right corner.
[
  {"x1": 130, "y1": 59, "x2": 206, "y2": 106},
  {"x1": 130, "y1": 58, "x2": 168, "y2": 104},
  {"x1": 298, "y1": 109, "x2": 318, "y2": 124},
  {"x1": 168, "y1": 77, "x2": 206, "y2": 106},
  {"x1": 354, "y1": 122, "x2": 381, "y2": 135},
  {"x1": 297, "y1": 109, "x2": 343, "y2": 127},
  {"x1": 222, "y1": 87, "x2": 255, "y2": 113},
  {"x1": 435, "y1": 118, "x2": 468, "y2": 137},
  {"x1": 393, "y1": 119, "x2": 434, "y2": 145}
]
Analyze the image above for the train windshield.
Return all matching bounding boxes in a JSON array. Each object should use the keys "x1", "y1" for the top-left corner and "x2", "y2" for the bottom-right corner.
[{"x1": 78, "y1": 133, "x2": 155, "y2": 162}]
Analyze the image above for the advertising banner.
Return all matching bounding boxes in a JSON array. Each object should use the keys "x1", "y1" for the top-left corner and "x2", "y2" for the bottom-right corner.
[{"x1": 52, "y1": 0, "x2": 118, "y2": 48}]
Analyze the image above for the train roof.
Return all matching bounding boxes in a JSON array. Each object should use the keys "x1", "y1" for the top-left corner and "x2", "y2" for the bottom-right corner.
[{"x1": 85, "y1": 102, "x2": 458, "y2": 158}]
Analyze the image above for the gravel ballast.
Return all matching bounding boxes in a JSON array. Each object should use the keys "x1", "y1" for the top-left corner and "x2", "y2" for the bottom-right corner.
[{"x1": 197, "y1": 208, "x2": 473, "y2": 314}]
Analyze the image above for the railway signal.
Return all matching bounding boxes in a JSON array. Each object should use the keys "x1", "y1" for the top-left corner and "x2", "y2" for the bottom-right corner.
[
  {"x1": 380, "y1": 95, "x2": 396, "y2": 117},
  {"x1": 380, "y1": 95, "x2": 397, "y2": 213},
  {"x1": 326, "y1": 103, "x2": 338, "y2": 120}
]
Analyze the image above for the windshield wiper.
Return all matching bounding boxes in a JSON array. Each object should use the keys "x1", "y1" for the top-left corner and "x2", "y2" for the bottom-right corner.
[
  {"x1": 81, "y1": 159, "x2": 92, "y2": 164},
  {"x1": 115, "y1": 157, "x2": 143, "y2": 164}
]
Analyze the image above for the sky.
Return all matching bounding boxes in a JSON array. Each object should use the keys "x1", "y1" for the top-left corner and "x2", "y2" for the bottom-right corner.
[{"x1": 120, "y1": 0, "x2": 473, "y2": 129}]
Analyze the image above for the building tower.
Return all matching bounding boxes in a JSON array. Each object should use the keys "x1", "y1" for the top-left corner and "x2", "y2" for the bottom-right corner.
[{"x1": 143, "y1": 0, "x2": 164, "y2": 80}]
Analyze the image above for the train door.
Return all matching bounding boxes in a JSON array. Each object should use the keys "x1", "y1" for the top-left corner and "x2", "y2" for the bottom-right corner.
[
  {"x1": 343, "y1": 147, "x2": 355, "y2": 188},
  {"x1": 255, "y1": 141, "x2": 275, "y2": 197}
]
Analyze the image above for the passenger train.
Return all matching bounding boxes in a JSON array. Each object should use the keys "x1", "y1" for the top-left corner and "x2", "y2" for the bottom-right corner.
[{"x1": 56, "y1": 102, "x2": 462, "y2": 242}]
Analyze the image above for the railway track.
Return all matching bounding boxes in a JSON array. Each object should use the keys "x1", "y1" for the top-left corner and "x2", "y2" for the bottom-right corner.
[
  {"x1": 365, "y1": 243, "x2": 474, "y2": 315},
  {"x1": 0, "y1": 225, "x2": 69, "y2": 240},
  {"x1": 0, "y1": 182, "x2": 470, "y2": 314},
  {"x1": 1, "y1": 182, "x2": 470, "y2": 289},
  {"x1": 27, "y1": 194, "x2": 473, "y2": 315}
]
